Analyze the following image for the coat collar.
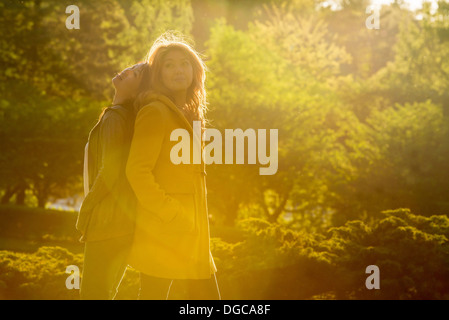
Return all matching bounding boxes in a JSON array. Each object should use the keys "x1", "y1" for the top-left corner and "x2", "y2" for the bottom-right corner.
[
  {"x1": 143, "y1": 93, "x2": 206, "y2": 173},
  {"x1": 144, "y1": 93, "x2": 199, "y2": 138}
]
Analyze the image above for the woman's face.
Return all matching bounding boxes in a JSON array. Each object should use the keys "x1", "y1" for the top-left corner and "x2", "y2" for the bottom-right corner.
[
  {"x1": 112, "y1": 63, "x2": 145, "y2": 99},
  {"x1": 160, "y1": 49, "x2": 193, "y2": 94}
]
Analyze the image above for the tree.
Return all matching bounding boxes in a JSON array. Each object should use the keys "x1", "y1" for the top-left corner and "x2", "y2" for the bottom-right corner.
[
  {"x1": 371, "y1": 1, "x2": 449, "y2": 106},
  {"x1": 0, "y1": 0, "x2": 194, "y2": 207},
  {"x1": 205, "y1": 1, "x2": 353, "y2": 227}
]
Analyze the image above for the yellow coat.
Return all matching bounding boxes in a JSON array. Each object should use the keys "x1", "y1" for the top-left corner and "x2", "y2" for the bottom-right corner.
[{"x1": 126, "y1": 93, "x2": 217, "y2": 279}]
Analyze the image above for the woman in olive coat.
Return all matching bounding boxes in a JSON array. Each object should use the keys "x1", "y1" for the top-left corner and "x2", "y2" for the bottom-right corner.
[{"x1": 126, "y1": 34, "x2": 219, "y2": 299}]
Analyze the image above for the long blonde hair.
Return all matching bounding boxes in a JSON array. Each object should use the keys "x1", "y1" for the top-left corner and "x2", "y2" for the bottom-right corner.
[{"x1": 135, "y1": 32, "x2": 209, "y2": 131}]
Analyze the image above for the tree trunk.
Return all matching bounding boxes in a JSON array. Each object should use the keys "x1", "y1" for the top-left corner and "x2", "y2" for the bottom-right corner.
[
  {"x1": 15, "y1": 187, "x2": 26, "y2": 205},
  {"x1": 37, "y1": 193, "x2": 47, "y2": 208},
  {"x1": 1, "y1": 186, "x2": 16, "y2": 204},
  {"x1": 267, "y1": 194, "x2": 289, "y2": 223},
  {"x1": 34, "y1": 180, "x2": 49, "y2": 208}
]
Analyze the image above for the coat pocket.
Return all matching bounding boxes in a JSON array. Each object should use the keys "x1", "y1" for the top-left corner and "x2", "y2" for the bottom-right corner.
[
  {"x1": 137, "y1": 179, "x2": 197, "y2": 236},
  {"x1": 164, "y1": 178, "x2": 197, "y2": 234},
  {"x1": 165, "y1": 192, "x2": 197, "y2": 235}
]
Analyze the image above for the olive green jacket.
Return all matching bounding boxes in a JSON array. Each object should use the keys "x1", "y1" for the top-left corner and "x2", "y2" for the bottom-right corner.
[{"x1": 76, "y1": 105, "x2": 136, "y2": 242}]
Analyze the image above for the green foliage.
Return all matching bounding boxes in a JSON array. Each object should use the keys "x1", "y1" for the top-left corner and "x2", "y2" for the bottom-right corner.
[
  {"x1": 0, "y1": 94, "x2": 102, "y2": 207},
  {"x1": 0, "y1": 209, "x2": 448, "y2": 299},
  {"x1": 329, "y1": 100, "x2": 449, "y2": 224},
  {"x1": 0, "y1": 0, "x2": 193, "y2": 207},
  {"x1": 2, "y1": 0, "x2": 448, "y2": 228},
  {"x1": 372, "y1": 3, "x2": 449, "y2": 105},
  {"x1": 205, "y1": 8, "x2": 355, "y2": 226},
  {"x1": 1, "y1": 0, "x2": 449, "y2": 300},
  {"x1": 326, "y1": 209, "x2": 449, "y2": 299},
  {"x1": 210, "y1": 218, "x2": 337, "y2": 299},
  {"x1": 209, "y1": 210, "x2": 449, "y2": 299},
  {"x1": 0, "y1": 245, "x2": 140, "y2": 300},
  {"x1": 0, "y1": 246, "x2": 83, "y2": 299},
  {"x1": 251, "y1": 4, "x2": 352, "y2": 82},
  {"x1": 325, "y1": 3, "x2": 449, "y2": 223},
  {"x1": 323, "y1": 1, "x2": 407, "y2": 78},
  {"x1": 125, "y1": 0, "x2": 193, "y2": 58}
]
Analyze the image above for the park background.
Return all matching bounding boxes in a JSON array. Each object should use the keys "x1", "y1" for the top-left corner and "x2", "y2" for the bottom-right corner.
[{"x1": 1, "y1": 0, "x2": 449, "y2": 299}]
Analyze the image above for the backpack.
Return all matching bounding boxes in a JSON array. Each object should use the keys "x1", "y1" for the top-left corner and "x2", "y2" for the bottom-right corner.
[{"x1": 83, "y1": 105, "x2": 135, "y2": 196}]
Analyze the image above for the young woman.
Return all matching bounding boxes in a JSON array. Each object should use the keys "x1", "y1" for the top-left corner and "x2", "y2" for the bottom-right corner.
[
  {"x1": 77, "y1": 62, "x2": 150, "y2": 299},
  {"x1": 126, "y1": 34, "x2": 220, "y2": 300}
]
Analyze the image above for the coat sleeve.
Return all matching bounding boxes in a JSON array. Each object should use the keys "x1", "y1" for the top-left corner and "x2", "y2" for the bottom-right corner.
[
  {"x1": 77, "y1": 111, "x2": 125, "y2": 224},
  {"x1": 126, "y1": 104, "x2": 182, "y2": 224}
]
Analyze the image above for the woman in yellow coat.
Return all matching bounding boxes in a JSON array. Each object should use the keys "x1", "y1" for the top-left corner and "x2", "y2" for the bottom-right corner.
[{"x1": 126, "y1": 34, "x2": 219, "y2": 299}]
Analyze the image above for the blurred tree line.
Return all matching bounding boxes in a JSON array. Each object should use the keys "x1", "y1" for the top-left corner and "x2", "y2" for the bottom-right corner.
[
  {"x1": 0, "y1": 0, "x2": 193, "y2": 207},
  {"x1": 1, "y1": 0, "x2": 449, "y2": 232}
]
